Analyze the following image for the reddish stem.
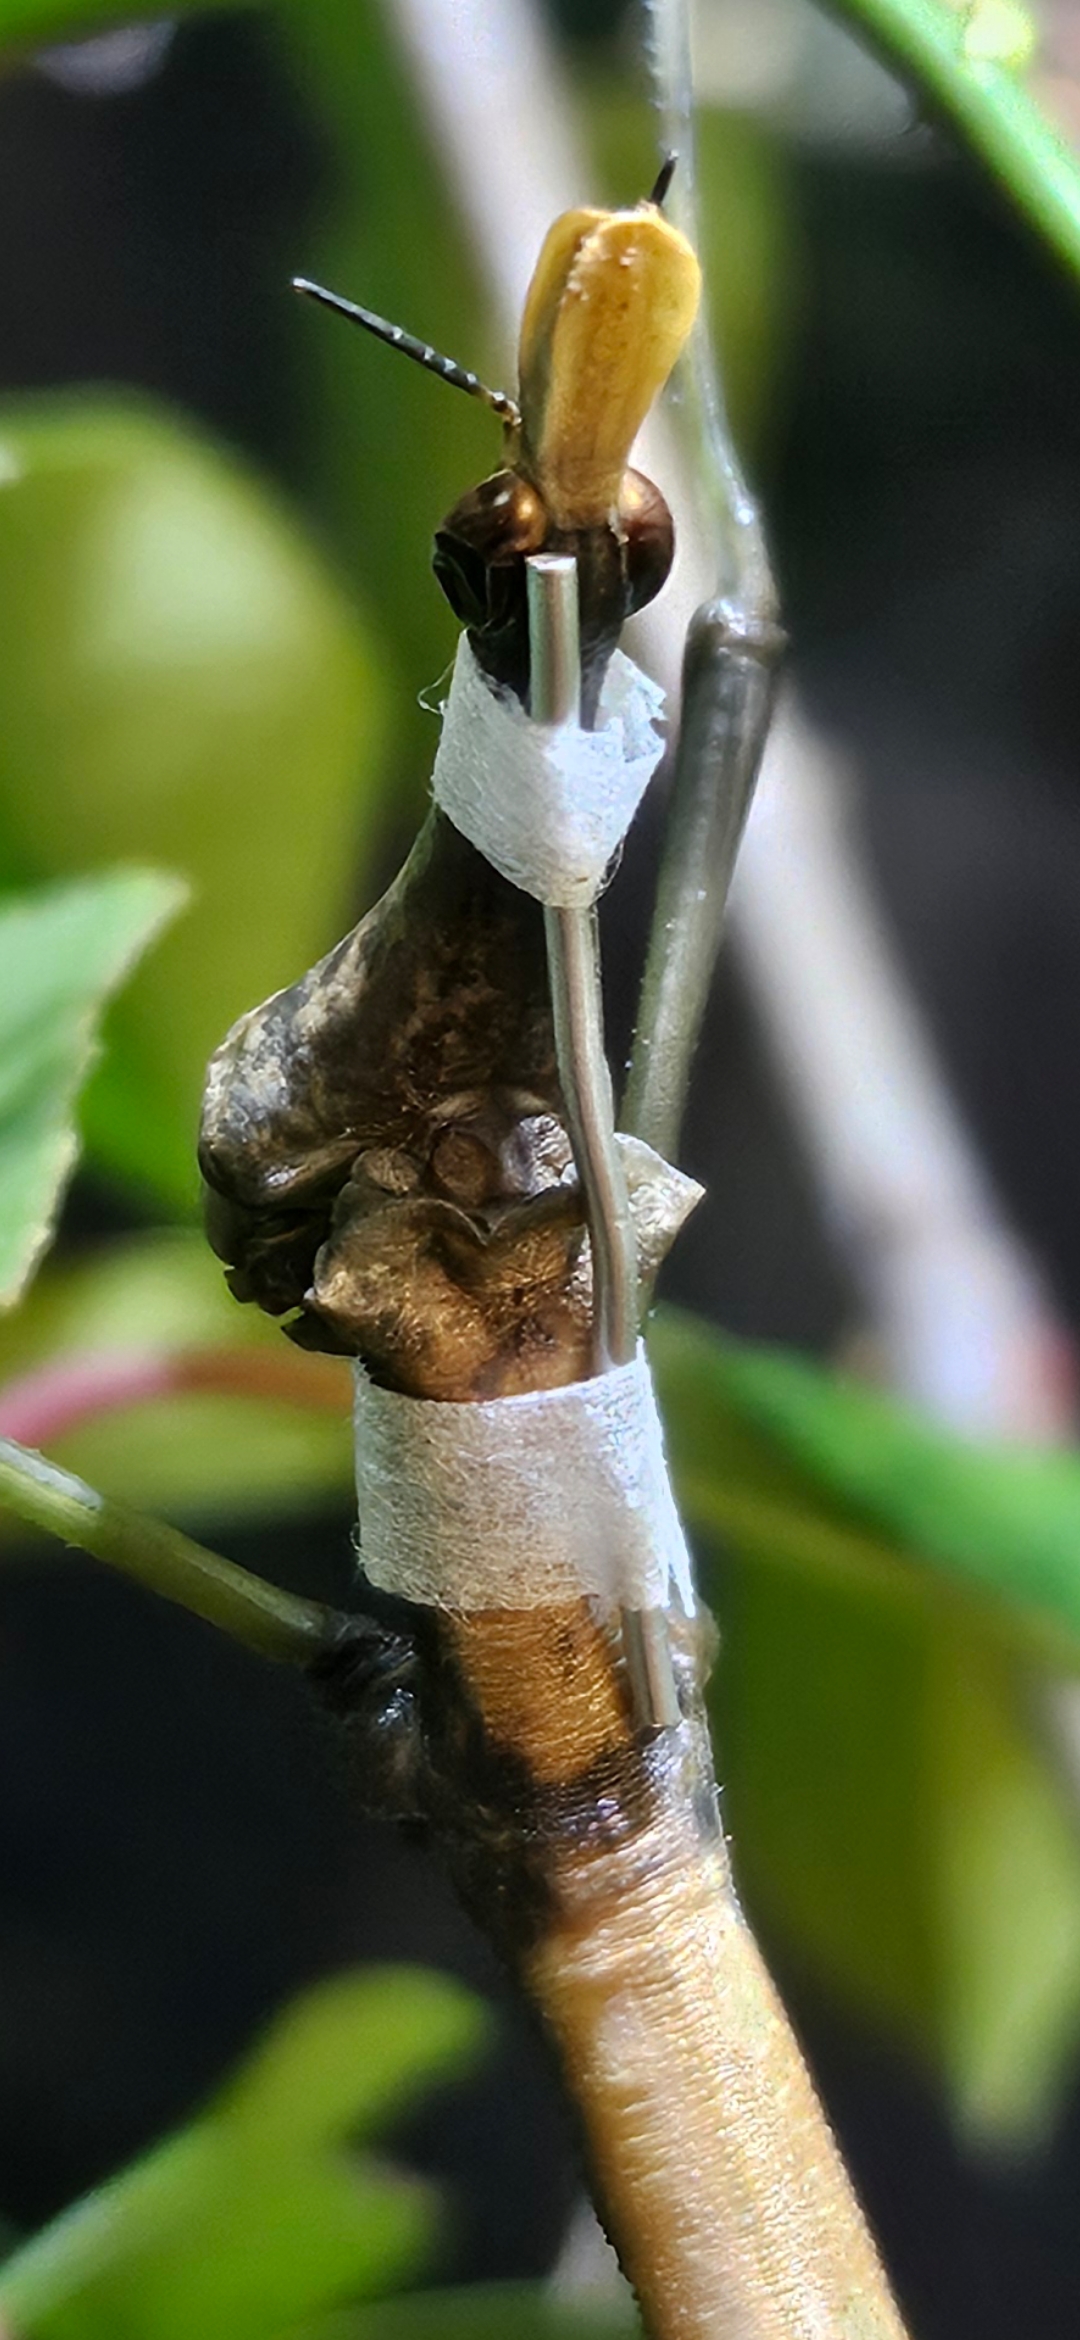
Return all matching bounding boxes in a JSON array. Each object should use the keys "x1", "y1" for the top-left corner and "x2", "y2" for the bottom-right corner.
[{"x1": 0, "y1": 1346, "x2": 351, "y2": 1449}]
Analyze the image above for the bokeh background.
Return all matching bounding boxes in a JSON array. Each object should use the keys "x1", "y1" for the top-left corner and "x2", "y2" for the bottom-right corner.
[{"x1": 3, "y1": 1, "x2": 1080, "y2": 2334}]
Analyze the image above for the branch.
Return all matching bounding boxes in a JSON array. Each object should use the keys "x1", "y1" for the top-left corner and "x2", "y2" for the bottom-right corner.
[
  {"x1": 823, "y1": 0, "x2": 1080, "y2": 285},
  {"x1": 622, "y1": 0, "x2": 784, "y2": 1160},
  {"x1": 0, "y1": 1437, "x2": 348, "y2": 1667}
]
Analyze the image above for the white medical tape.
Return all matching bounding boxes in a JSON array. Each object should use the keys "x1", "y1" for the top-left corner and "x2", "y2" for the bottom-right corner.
[
  {"x1": 354, "y1": 1340, "x2": 694, "y2": 1615},
  {"x1": 431, "y1": 634, "x2": 667, "y2": 908}
]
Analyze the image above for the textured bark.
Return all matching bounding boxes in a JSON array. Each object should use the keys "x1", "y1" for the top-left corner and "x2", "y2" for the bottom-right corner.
[{"x1": 201, "y1": 811, "x2": 909, "y2": 2338}]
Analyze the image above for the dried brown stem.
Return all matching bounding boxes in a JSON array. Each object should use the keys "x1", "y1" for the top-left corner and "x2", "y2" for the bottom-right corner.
[{"x1": 199, "y1": 791, "x2": 908, "y2": 2336}]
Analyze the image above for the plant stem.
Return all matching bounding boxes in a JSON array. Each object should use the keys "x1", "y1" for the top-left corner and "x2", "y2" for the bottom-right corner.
[
  {"x1": 824, "y1": 0, "x2": 1080, "y2": 288},
  {"x1": 0, "y1": 1345, "x2": 350, "y2": 1448},
  {"x1": 622, "y1": 1, "x2": 784, "y2": 1161},
  {"x1": 0, "y1": 1437, "x2": 346, "y2": 1667}
]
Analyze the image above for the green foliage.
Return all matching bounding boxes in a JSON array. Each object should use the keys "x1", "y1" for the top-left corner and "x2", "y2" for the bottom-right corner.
[
  {"x1": 0, "y1": 1970, "x2": 487, "y2": 2340},
  {"x1": 0, "y1": 398, "x2": 387, "y2": 1211},
  {"x1": 0, "y1": 1232, "x2": 352, "y2": 1525},
  {"x1": 825, "y1": 0, "x2": 1080, "y2": 283},
  {"x1": 304, "y1": 2291, "x2": 638, "y2": 2340},
  {"x1": 0, "y1": 0, "x2": 258, "y2": 49},
  {"x1": 0, "y1": 872, "x2": 184, "y2": 1309},
  {"x1": 653, "y1": 1311, "x2": 1080, "y2": 2143},
  {"x1": 277, "y1": 0, "x2": 496, "y2": 804},
  {"x1": 0, "y1": 1968, "x2": 634, "y2": 2340}
]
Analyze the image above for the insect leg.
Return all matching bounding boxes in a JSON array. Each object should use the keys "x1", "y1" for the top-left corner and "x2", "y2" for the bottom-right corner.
[{"x1": 621, "y1": 599, "x2": 785, "y2": 1167}]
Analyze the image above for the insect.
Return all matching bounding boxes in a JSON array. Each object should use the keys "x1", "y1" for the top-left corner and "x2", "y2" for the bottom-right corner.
[
  {"x1": 293, "y1": 156, "x2": 700, "y2": 721},
  {"x1": 200, "y1": 168, "x2": 705, "y2": 1369}
]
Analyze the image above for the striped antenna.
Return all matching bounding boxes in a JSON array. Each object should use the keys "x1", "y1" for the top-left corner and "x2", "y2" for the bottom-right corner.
[{"x1": 292, "y1": 277, "x2": 520, "y2": 427}]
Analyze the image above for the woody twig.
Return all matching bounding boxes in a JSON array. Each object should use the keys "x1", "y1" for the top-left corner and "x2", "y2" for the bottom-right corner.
[{"x1": 199, "y1": 190, "x2": 910, "y2": 2340}]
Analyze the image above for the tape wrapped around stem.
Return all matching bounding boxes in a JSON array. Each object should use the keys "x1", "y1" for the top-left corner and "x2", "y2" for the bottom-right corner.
[
  {"x1": 354, "y1": 1342, "x2": 694, "y2": 1615},
  {"x1": 432, "y1": 635, "x2": 667, "y2": 908}
]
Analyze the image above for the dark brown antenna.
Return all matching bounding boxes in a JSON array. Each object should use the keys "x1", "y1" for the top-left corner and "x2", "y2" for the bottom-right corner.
[
  {"x1": 291, "y1": 277, "x2": 520, "y2": 427},
  {"x1": 648, "y1": 153, "x2": 678, "y2": 210}
]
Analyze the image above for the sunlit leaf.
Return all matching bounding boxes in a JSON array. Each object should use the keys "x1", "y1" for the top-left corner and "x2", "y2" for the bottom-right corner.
[{"x1": 0, "y1": 872, "x2": 184, "y2": 1309}]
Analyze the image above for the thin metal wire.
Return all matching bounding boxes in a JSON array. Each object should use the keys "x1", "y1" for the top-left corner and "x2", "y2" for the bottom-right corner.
[
  {"x1": 528, "y1": 557, "x2": 637, "y2": 1372},
  {"x1": 527, "y1": 556, "x2": 679, "y2": 1731}
]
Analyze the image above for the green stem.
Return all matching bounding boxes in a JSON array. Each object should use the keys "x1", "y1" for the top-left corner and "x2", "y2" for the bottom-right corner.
[
  {"x1": 824, "y1": 0, "x2": 1080, "y2": 284},
  {"x1": 0, "y1": 1437, "x2": 346, "y2": 1667}
]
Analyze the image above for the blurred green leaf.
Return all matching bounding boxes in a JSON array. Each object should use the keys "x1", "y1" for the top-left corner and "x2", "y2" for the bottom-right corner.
[
  {"x1": 0, "y1": 1231, "x2": 352, "y2": 1525},
  {"x1": 217, "y1": 1969, "x2": 488, "y2": 2157},
  {"x1": 0, "y1": 0, "x2": 251, "y2": 51},
  {"x1": 279, "y1": 0, "x2": 496, "y2": 804},
  {"x1": 677, "y1": 1316, "x2": 1080, "y2": 1656},
  {"x1": 716, "y1": 1546, "x2": 1080, "y2": 2145},
  {"x1": 0, "y1": 1969, "x2": 487, "y2": 2340},
  {"x1": 829, "y1": 0, "x2": 1080, "y2": 287},
  {"x1": 652, "y1": 1309, "x2": 1080, "y2": 2141},
  {"x1": 652, "y1": 1308, "x2": 1080, "y2": 1674},
  {"x1": 300, "y1": 2287, "x2": 639, "y2": 2340},
  {"x1": 0, "y1": 397, "x2": 386, "y2": 1211},
  {"x1": 0, "y1": 871, "x2": 184, "y2": 1310}
]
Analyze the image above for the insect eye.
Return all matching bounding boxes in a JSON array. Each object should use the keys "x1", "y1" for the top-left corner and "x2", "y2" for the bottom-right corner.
[
  {"x1": 619, "y1": 469, "x2": 675, "y2": 617},
  {"x1": 433, "y1": 469, "x2": 550, "y2": 630},
  {"x1": 432, "y1": 531, "x2": 489, "y2": 628},
  {"x1": 437, "y1": 470, "x2": 547, "y2": 564}
]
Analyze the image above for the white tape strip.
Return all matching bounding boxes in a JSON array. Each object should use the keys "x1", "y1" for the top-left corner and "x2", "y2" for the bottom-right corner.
[
  {"x1": 432, "y1": 635, "x2": 667, "y2": 907},
  {"x1": 354, "y1": 1341, "x2": 694, "y2": 1615}
]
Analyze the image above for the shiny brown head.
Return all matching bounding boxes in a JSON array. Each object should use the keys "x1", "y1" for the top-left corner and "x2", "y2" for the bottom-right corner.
[{"x1": 295, "y1": 171, "x2": 701, "y2": 720}]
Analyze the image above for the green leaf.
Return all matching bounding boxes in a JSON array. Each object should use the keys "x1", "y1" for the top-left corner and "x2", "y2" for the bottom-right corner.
[
  {"x1": 678, "y1": 1316, "x2": 1080, "y2": 1660},
  {"x1": 651, "y1": 1309, "x2": 1080, "y2": 2141},
  {"x1": 715, "y1": 1546, "x2": 1080, "y2": 2145},
  {"x1": 652, "y1": 1309, "x2": 1080, "y2": 1673},
  {"x1": 279, "y1": 0, "x2": 493, "y2": 803},
  {"x1": 826, "y1": 0, "x2": 1080, "y2": 287},
  {"x1": 0, "y1": 1969, "x2": 487, "y2": 2340},
  {"x1": 297, "y1": 2287, "x2": 639, "y2": 2340},
  {"x1": 0, "y1": 396, "x2": 387, "y2": 1210},
  {"x1": 217, "y1": 1969, "x2": 490, "y2": 2157},
  {"x1": 0, "y1": 0, "x2": 252, "y2": 54},
  {"x1": 0, "y1": 872, "x2": 184, "y2": 1310},
  {"x1": 0, "y1": 1232, "x2": 353, "y2": 1526}
]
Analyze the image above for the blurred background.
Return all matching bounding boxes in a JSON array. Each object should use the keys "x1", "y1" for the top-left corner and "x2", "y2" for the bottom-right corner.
[{"x1": 3, "y1": 0, "x2": 1080, "y2": 2334}]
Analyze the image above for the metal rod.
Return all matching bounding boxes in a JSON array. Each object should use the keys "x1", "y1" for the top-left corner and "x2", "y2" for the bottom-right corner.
[{"x1": 527, "y1": 555, "x2": 679, "y2": 1732}]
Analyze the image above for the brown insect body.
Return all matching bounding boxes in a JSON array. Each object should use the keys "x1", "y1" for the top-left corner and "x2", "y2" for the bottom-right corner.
[{"x1": 435, "y1": 199, "x2": 699, "y2": 719}]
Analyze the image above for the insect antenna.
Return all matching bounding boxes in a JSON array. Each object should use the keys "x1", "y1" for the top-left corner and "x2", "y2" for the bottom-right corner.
[
  {"x1": 291, "y1": 277, "x2": 520, "y2": 427},
  {"x1": 648, "y1": 152, "x2": 678, "y2": 209}
]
